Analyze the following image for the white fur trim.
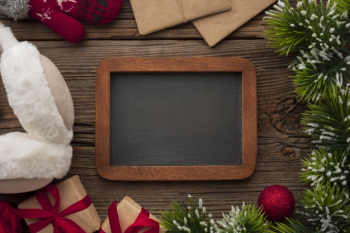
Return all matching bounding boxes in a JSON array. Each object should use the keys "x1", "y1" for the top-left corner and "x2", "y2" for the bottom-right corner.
[
  {"x1": 0, "y1": 132, "x2": 72, "y2": 179},
  {"x1": 0, "y1": 0, "x2": 30, "y2": 20},
  {"x1": 0, "y1": 23, "x2": 18, "y2": 52},
  {"x1": 0, "y1": 32, "x2": 73, "y2": 144}
]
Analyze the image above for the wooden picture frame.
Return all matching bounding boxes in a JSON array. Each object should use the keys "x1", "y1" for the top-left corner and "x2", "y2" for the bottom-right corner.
[{"x1": 96, "y1": 57, "x2": 257, "y2": 181}]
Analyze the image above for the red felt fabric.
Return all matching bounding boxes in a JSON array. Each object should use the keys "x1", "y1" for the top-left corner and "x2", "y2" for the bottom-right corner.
[
  {"x1": 28, "y1": 0, "x2": 124, "y2": 43},
  {"x1": 0, "y1": 201, "x2": 21, "y2": 233}
]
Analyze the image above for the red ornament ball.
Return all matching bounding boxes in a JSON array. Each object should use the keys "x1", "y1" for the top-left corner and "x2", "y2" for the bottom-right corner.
[{"x1": 258, "y1": 185, "x2": 295, "y2": 222}]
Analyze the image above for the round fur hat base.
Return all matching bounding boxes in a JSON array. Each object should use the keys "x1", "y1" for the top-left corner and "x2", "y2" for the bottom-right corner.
[
  {"x1": 40, "y1": 55, "x2": 74, "y2": 131},
  {"x1": 0, "y1": 178, "x2": 53, "y2": 194}
]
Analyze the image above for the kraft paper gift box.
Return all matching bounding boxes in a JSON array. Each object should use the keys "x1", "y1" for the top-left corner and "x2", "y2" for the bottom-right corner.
[
  {"x1": 18, "y1": 175, "x2": 101, "y2": 233},
  {"x1": 130, "y1": 0, "x2": 232, "y2": 35},
  {"x1": 100, "y1": 196, "x2": 166, "y2": 233},
  {"x1": 192, "y1": 0, "x2": 277, "y2": 47}
]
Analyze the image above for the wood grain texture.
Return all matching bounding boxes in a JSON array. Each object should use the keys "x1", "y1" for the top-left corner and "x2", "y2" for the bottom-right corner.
[
  {"x1": 242, "y1": 70, "x2": 258, "y2": 169},
  {"x1": 0, "y1": 0, "x2": 311, "y2": 231}
]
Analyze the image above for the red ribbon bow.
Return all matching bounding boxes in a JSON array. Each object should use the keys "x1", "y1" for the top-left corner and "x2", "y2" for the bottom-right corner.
[
  {"x1": 0, "y1": 201, "x2": 21, "y2": 233},
  {"x1": 17, "y1": 184, "x2": 92, "y2": 233},
  {"x1": 99, "y1": 201, "x2": 160, "y2": 233}
]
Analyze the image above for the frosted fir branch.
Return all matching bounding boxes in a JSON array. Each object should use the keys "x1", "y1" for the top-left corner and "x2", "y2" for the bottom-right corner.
[
  {"x1": 302, "y1": 86, "x2": 350, "y2": 150},
  {"x1": 215, "y1": 203, "x2": 269, "y2": 233},
  {"x1": 301, "y1": 149, "x2": 350, "y2": 189},
  {"x1": 271, "y1": 218, "x2": 316, "y2": 233},
  {"x1": 264, "y1": 0, "x2": 349, "y2": 56},
  {"x1": 299, "y1": 183, "x2": 350, "y2": 232},
  {"x1": 291, "y1": 50, "x2": 350, "y2": 102},
  {"x1": 160, "y1": 195, "x2": 219, "y2": 233}
]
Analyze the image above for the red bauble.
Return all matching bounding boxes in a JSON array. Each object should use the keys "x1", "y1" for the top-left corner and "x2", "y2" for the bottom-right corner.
[{"x1": 258, "y1": 185, "x2": 295, "y2": 222}]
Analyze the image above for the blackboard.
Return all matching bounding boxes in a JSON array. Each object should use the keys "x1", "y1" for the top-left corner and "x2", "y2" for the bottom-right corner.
[
  {"x1": 110, "y1": 72, "x2": 242, "y2": 166},
  {"x1": 96, "y1": 57, "x2": 257, "y2": 181}
]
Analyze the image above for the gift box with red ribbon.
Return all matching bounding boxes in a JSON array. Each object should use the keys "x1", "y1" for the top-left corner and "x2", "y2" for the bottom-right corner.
[
  {"x1": 100, "y1": 196, "x2": 166, "y2": 233},
  {"x1": 17, "y1": 175, "x2": 101, "y2": 233}
]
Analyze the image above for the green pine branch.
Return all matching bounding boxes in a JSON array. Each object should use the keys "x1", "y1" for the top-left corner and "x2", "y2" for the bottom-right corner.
[
  {"x1": 269, "y1": 219, "x2": 315, "y2": 233},
  {"x1": 160, "y1": 196, "x2": 269, "y2": 233},
  {"x1": 160, "y1": 195, "x2": 217, "y2": 233},
  {"x1": 298, "y1": 183, "x2": 350, "y2": 232},
  {"x1": 216, "y1": 203, "x2": 269, "y2": 233},
  {"x1": 264, "y1": 0, "x2": 348, "y2": 56},
  {"x1": 302, "y1": 86, "x2": 350, "y2": 150},
  {"x1": 264, "y1": 0, "x2": 350, "y2": 102},
  {"x1": 301, "y1": 148, "x2": 350, "y2": 189},
  {"x1": 291, "y1": 52, "x2": 350, "y2": 102}
]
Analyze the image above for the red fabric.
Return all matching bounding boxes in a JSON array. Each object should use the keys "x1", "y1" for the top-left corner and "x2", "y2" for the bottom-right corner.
[
  {"x1": 28, "y1": 0, "x2": 124, "y2": 42},
  {"x1": 17, "y1": 184, "x2": 92, "y2": 233},
  {"x1": 0, "y1": 201, "x2": 21, "y2": 233},
  {"x1": 99, "y1": 201, "x2": 160, "y2": 233}
]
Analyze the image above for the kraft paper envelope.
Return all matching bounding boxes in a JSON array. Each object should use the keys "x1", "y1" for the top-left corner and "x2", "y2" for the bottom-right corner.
[
  {"x1": 192, "y1": 0, "x2": 277, "y2": 47},
  {"x1": 130, "y1": 0, "x2": 232, "y2": 35}
]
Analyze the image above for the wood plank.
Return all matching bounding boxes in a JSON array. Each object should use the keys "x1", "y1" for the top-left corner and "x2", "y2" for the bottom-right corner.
[{"x1": 0, "y1": 19, "x2": 267, "y2": 40}]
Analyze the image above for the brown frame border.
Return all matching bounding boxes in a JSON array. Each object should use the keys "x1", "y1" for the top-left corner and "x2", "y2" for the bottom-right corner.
[{"x1": 96, "y1": 57, "x2": 257, "y2": 181}]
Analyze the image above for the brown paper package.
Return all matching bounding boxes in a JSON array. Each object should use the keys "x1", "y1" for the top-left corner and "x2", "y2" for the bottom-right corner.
[
  {"x1": 130, "y1": 0, "x2": 232, "y2": 35},
  {"x1": 192, "y1": 0, "x2": 277, "y2": 47},
  {"x1": 18, "y1": 176, "x2": 101, "y2": 233},
  {"x1": 101, "y1": 196, "x2": 167, "y2": 233}
]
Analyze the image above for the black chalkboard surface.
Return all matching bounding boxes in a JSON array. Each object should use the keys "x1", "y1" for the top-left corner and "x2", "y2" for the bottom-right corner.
[
  {"x1": 96, "y1": 57, "x2": 257, "y2": 181},
  {"x1": 110, "y1": 72, "x2": 242, "y2": 166}
]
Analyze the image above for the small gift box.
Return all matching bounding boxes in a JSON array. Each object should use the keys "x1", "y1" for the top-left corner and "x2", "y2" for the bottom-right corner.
[
  {"x1": 130, "y1": 0, "x2": 232, "y2": 35},
  {"x1": 17, "y1": 175, "x2": 101, "y2": 233},
  {"x1": 100, "y1": 196, "x2": 166, "y2": 233}
]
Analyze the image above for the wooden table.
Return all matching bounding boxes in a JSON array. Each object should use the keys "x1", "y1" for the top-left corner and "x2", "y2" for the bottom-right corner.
[{"x1": 0, "y1": 0, "x2": 309, "y2": 231}]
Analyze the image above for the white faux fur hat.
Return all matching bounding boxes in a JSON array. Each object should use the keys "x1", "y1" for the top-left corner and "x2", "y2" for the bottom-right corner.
[{"x1": 0, "y1": 23, "x2": 74, "y2": 181}]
